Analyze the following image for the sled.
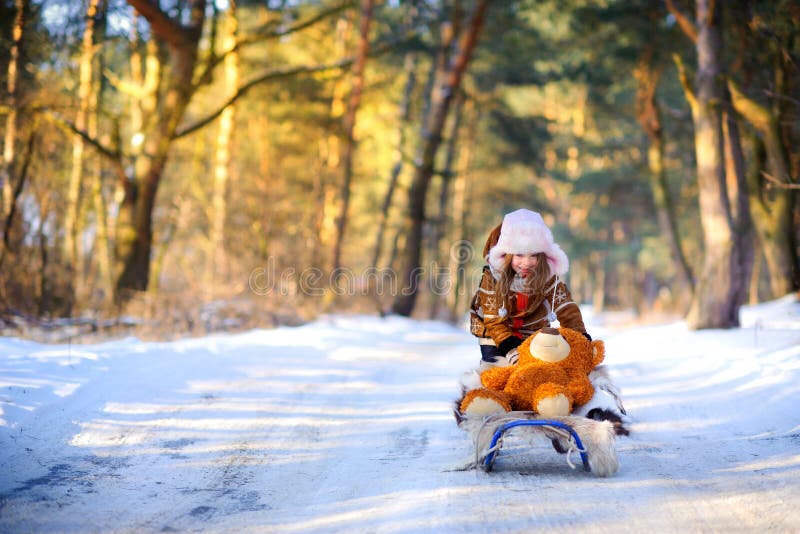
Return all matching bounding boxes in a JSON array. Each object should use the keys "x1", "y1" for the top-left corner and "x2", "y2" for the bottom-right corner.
[{"x1": 457, "y1": 411, "x2": 619, "y2": 477}]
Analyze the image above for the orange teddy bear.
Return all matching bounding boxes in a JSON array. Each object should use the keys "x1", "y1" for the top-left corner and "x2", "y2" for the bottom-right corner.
[{"x1": 460, "y1": 327, "x2": 605, "y2": 417}]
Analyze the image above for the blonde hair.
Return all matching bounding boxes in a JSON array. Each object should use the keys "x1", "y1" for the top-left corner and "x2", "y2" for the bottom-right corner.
[{"x1": 496, "y1": 252, "x2": 552, "y2": 316}]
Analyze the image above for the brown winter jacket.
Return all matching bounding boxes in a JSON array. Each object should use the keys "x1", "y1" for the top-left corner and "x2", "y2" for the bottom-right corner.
[{"x1": 469, "y1": 266, "x2": 587, "y2": 351}]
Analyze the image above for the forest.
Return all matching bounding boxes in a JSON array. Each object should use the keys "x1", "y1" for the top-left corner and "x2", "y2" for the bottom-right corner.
[{"x1": 0, "y1": 0, "x2": 797, "y2": 337}]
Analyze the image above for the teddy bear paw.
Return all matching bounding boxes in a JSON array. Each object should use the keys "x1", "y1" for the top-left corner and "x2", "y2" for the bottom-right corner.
[
  {"x1": 536, "y1": 393, "x2": 570, "y2": 417},
  {"x1": 460, "y1": 389, "x2": 512, "y2": 416}
]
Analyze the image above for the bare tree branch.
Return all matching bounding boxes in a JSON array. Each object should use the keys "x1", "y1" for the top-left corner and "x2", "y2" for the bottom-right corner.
[
  {"x1": 762, "y1": 171, "x2": 800, "y2": 189},
  {"x1": 665, "y1": 0, "x2": 698, "y2": 43},
  {"x1": 41, "y1": 109, "x2": 130, "y2": 190},
  {"x1": 127, "y1": 0, "x2": 193, "y2": 48},
  {"x1": 42, "y1": 110, "x2": 120, "y2": 161},
  {"x1": 764, "y1": 89, "x2": 800, "y2": 107},
  {"x1": 128, "y1": 0, "x2": 206, "y2": 48},
  {"x1": 175, "y1": 58, "x2": 353, "y2": 139}
]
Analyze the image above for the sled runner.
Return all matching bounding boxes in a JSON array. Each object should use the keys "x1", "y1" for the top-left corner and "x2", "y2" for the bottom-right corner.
[
  {"x1": 458, "y1": 411, "x2": 620, "y2": 477},
  {"x1": 483, "y1": 418, "x2": 589, "y2": 471}
]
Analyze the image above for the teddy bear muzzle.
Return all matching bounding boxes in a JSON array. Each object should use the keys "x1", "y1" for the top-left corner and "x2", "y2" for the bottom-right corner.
[{"x1": 529, "y1": 327, "x2": 570, "y2": 362}]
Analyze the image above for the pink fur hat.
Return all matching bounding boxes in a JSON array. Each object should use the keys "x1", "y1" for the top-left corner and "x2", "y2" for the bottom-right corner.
[{"x1": 487, "y1": 209, "x2": 569, "y2": 276}]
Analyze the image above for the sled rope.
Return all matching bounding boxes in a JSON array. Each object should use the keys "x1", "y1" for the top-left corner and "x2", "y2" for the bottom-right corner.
[{"x1": 545, "y1": 425, "x2": 586, "y2": 470}]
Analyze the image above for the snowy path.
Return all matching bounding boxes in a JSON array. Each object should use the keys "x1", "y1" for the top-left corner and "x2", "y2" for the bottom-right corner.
[{"x1": 1, "y1": 299, "x2": 800, "y2": 532}]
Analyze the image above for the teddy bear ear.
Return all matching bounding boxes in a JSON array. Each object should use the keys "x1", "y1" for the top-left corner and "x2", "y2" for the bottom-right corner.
[{"x1": 591, "y1": 339, "x2": 605, "y2": 367}]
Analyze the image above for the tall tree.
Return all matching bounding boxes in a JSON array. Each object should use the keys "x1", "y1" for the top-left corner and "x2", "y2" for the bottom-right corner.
[
  {"x1": 64, "y1": 0, "x2": 106, "y2": 299},
  {"x1": 112, "y1": 0, "x2": 207, "y2": 298},
  {"x1": 207, "y1": 0, "x2": 240, "y2": 284},
  {"x1": 679, "y1": 0, "x2": 751, "y2": 329},
  {"x1": 391, "y1": 0, "x2": 490, "y2": 316}
]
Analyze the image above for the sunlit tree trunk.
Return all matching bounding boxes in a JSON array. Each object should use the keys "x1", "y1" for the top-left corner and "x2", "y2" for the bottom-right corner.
[
  {"x1": 684, "y1": 0, "x2": 749, "y2": 329},
  {"x1": 1, "y1": 0, "x2": 28, "y2": 244},
  {"x1": 86, "y1": 4, "x2": 114, "y2": 304},
  {"x1": 207, "y1": 1, "x2": 240, "y2": 285},
  {"x1": 391, "y1": 0, "x2": 490, "y2": 316},
  {"x1": 65, "y1": 0, "x2": 105, "y2": 301},
  {"x1": 332, "y1": 0, "x2": 374, "y2": 274},
  {"x1": 316, "y1": 16, "x2": 351, "y2": 274}
]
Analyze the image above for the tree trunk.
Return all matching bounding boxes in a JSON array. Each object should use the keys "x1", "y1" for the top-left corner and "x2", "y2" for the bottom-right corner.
[
  {"x1": 332, "y1": 0, "x2": 374, "y2": 274},
  {"x1": 371, "y1": 52, "x2": 416, "y2": 272},
  {"x1": 65, "y1": 0, "x2": 105, "y2": 302},
  {"x1": 115, "y1": 0, "x2": 206, "y2": 298},
  {"x1": 318, "y1": 16, "x2": 351, "y2": 270},
  {"x1": 1, "y1": 127, "x2": 35, "y2": 257},
  {"x1": 722, "y1": 97, "x2": 753, "y2": 314},
  {"x1": 633, "y1": 46, "x2": 695, "y2": 297},
  {"x1": 448, "y1": 98, "x2": 477, "y2": 319},
  {"x1": 728, "y1": 80, "x2": 797, "y2": 298},
  {"x1": 685, "y1": 0, "x2": 746, "y2": 329},
  {"x1": 207, "y1": 1, "x2": 240, "y2": 285},
  {"x1": 429, "y1": 90, "x2": 465, "y2": 320},
  {"x1": 89, "y1": 5, "x2": 113, "y2": 305},
  {"x1": 391, "y1": 0, "x2": 490, "y2": 317},
  {"x1": 369, "y1": 51, "x2": 417, "y2": 314},
  {"x1": 591, "y1": 251, "x2": 607, "y2": 314},
  {"x1": 1, "y1": 0, "x2": 28, "y2": 243}
]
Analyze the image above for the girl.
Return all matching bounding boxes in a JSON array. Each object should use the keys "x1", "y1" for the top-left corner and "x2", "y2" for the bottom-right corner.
[{"x1": 469, "y1": 209, "x2": 588, "y2": 369}]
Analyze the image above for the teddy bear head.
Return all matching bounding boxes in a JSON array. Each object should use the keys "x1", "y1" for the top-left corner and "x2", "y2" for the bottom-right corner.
[{"x1": 517, "y1": 326, "x2": 604, "y2": 374}]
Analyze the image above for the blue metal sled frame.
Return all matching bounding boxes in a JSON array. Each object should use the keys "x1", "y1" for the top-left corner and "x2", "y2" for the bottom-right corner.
[{"x1": 483, "y1": 419, "x2": 590, "y2": 472}]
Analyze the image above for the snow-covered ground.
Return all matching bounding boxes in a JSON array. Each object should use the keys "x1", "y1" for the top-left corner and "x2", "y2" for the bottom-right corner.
[{"x1": 1, "y1": 296, "x2": 799, "y2": 533}]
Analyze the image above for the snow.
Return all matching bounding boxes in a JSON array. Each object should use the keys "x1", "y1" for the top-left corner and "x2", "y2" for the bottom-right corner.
[{"x1": 1, "y1": 296, "x2": 799, "y2": 532}]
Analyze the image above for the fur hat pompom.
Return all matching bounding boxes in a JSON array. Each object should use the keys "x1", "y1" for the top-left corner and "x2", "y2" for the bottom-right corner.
[{"x1": 487, "y1": 209, "x2": 569, "y2": 276}]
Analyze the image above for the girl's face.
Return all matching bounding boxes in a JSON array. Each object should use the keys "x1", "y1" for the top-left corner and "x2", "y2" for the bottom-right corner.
[{"x1": 511, "y1": 253, "x2": 539, "y2": 278}]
